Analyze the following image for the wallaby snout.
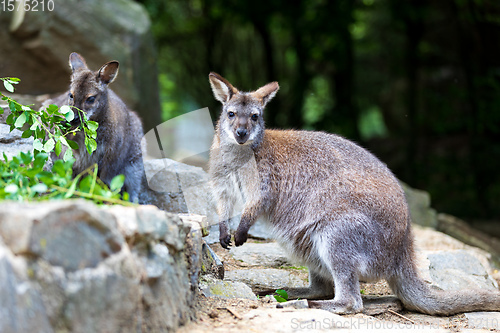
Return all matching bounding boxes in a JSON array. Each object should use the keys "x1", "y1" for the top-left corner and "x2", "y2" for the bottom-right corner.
[{"x1": 236, "y1": 128, "x2": 247, "y2": 140}]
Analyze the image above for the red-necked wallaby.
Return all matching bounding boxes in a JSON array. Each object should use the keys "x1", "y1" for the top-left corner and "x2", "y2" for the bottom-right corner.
[
  {"x1": 45, "y1": 53, "x2": 144, "y2": 202},
  {"x1": 208, "y1": 72, "x2": 500, "y2": 315}
]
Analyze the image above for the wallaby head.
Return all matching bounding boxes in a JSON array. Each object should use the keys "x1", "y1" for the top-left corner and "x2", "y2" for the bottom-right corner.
[
  {"x1": 209, "y1": 72, "x2": 279, "y2": 146},
  {"x1": 67, "y1": 52, "x2": 119, "y2": 125}
]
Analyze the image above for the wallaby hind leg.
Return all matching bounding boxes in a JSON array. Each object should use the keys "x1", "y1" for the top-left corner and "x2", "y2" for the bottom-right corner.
[
  {"x1": 307, "y1": 232, "x2": 363, "y2": 314},
  {"x1": 123, "y1": 160, "x2": 142, "y2": 203},
  {"x1": 286, "y1": 269, "x2": 334, "y2": 300},
  {"x1": 308, "y1": 269, "x2": 363, "y2": 314}
]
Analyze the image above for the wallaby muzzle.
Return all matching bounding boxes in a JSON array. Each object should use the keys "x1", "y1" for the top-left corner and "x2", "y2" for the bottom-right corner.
[{"x1": 235, "y1": 127, "x2": 248, "y2": 144}]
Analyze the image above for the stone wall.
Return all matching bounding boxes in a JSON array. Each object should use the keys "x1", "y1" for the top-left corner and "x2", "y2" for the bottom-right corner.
[{"x1": 0, "y1": 200, "x2": 203, "y2": 333}]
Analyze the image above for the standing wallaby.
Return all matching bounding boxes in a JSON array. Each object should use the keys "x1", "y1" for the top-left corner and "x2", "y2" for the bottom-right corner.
[
  {"x1": 44, "y1": 53, "x2": 144, "y2": 202},
  {"x1": 208, "y1": 72, "x2": 500, "y2": 315}
]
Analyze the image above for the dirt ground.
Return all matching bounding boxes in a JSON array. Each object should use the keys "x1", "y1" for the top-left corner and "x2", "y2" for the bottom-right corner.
[{"x1": 177, "y1": 240, "x2": 479, "y2": 332}]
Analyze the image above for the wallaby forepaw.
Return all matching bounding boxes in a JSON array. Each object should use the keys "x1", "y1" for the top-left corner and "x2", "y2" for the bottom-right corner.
[
  {"x1": 234, "y1": 229, "x2": 248, "y2": 246},
  {"x1": 220, "y1": 234, "x2": 232, "y2": 249}
]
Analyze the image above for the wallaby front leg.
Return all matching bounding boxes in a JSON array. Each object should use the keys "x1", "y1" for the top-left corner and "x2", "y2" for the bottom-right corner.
[
  {"x1": 217, "y1": 199, "x2": 234, "y2": 249},
  {"x1": 234, "y1": 203, "x2": 262, "y2": 246}
]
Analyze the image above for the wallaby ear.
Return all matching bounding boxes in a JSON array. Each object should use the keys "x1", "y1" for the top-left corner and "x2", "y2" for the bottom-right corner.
[
  {"x1": 209, "y1": 72, "x2": 239, "y2": 104},
  {"x1": 252, "y1": 81, "x2": 279, "y2": 107},
  {"x1": 69, "y1": 52, "x2": 88, "y2": 72},
  {"x1": 97, "y1": 61, "x2": 119, "y2": 85}
]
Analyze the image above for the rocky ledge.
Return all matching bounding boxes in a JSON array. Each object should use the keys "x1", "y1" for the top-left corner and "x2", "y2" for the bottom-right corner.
[{"x1": 0, "y1": 200, "x2": 204, "y2": 333}]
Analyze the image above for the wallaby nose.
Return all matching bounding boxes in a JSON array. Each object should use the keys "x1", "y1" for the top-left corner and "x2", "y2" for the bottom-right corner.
[{"x1": 236, "y1": 128, "x2": 247, "y2": 138}]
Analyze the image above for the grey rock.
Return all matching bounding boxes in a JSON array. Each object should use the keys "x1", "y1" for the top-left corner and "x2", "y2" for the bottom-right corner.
[
  {"x1": 426, "y1": 250, "x2": 498, "y2": 291},
  {"x1": 0, "y1": 240, "x2": 53, "y2": 333},
  {"x1": 0, "y1": 200, "x2": 202, "y2": 333},
  {"x1": 229, "y1": 242, "x2": 291, "y2": 267},
  {"x1": 400, "y1": 182, "x2": 438, "y2": 228},
  {"x1": 0, "y1": 0, "x2": 161, "y2": 131},
  {"x1": 200, "y1": 277, "x2": 257, "y2": 300},
  {"x1": 464, "y1": 312, "x2": 500, "y2": 330},
  {"x1": 28, "y1": 203, "x2": 124, "y2": 272},
  {"x1": 63, "y1": 265, "x2": 141, "y2": 333},
  {"x1": 0, "y1": 124, "x2": 33, "y2": 160},
  {"x1": 437, "y1": 213, "x2": 500, "y2": 266},
  {"x1": 141, "y1": 158, "x2": 218, "y2": 227},
  {"x1": 225, "y1": 268, "x2": 308, "y2": 293},
  {"x1": 276, "y1": 299, "x2": 309, "y2": 309}
]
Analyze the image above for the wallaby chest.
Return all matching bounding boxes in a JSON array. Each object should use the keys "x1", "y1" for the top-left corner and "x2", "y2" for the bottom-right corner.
[{"x1": 210, "y1": 143, "x2": 262, "y2": 205}]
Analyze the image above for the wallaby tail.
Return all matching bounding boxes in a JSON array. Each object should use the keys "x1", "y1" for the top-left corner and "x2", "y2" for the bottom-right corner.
[{"x1": 388, "y1": 246, "x2": 500, "y2": 315}]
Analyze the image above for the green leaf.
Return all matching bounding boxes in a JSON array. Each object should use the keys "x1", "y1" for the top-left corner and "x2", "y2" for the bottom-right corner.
[
  {"x1": 86, "y1": 137, "x2": 97, "y2": 155},
  {"x1": 55, "y1": 140, "x2": 62, "y2": 156},
  {"x1": 36, "y1": 127, "x2": 45, "y2": 140},
  {"x1": 47, "y1": 104, "x2": 59, "y2": 115},
  {"x1": 33, "y1": 152, "x2": 48, "y2": 169},
  {"x1": 78, "y1": 175, "x2": 94, "y2": 193},
  {"x1": 8, "y1": 77, "x2": 20, "y2": 83},
  {"x1": 273, "y1": 295, "x2": 287, "y2": 303},
  {"x1": 64, "y1": 178, "x2": 79, "y2": 199},
  {"x1": 30, "y1": 123, "x2": 38, "y2": 130},
  {"x1": 21, "y1": 129, "x2": 32, "y2": 138},
  {"x1": 14, "y1": 112, "x2": 27, "y2": 128},
  {"x1": 3, "y1": 80, "x2": 14, "y2": 93},
  {"x1": 63, "y1": 148, "x2": 73, "y2": 162},
  {"x1": 33, "y1": 139, "x2": 43, "y2": 151},
  {"x1": 87, "y1": 120, "x2": 99, "y2": 132},
  {"x1": 275, "y1": 289, "x2": 288, "y2": 301},
  {"x1": 43, "y1": 138, "x2": 55, "y2": 152},
  {"x1": 20, "y1": 151, "x2": 32, "y2": 165},
  {"x1": 60, "y1": 105, "x2": 74, "y2": 122},
  {"x1": 5, "y1": 113, "x2": 14, "y2": 125},
  {"x1": 4, "y1": 184, "x2": 19, "y2": 194},
  {"x1": 37, "y1": 171, "x2": 55, "y2": 185},
  {"x1": 66, "y1": 139, "x2": 79, "y2": 150},
  {"x1": 8, "y1": 101, "x2": 16, "y2": 112},
  {"x1": 52, "y1": 160, "x2": 66, "y2": 177},
  {"x1": 31, "y1": 183, "x2": 48, "y2": 193},
  {"x1": 110, "y1": 174, "x2": 125, "y2": 191}
]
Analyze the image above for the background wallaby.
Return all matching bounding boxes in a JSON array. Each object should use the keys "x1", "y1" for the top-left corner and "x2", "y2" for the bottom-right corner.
[
  {"x1": 208, "y1": 72, "x2": 500, "y2": 315},
  {"x1": 44, "y1": 52, "x2": 144, "y2": 202}
]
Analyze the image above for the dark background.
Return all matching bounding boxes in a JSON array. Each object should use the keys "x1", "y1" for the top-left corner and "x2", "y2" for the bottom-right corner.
[{"x1": 137, "y1": 0, "x2": 500, "y2": 233}]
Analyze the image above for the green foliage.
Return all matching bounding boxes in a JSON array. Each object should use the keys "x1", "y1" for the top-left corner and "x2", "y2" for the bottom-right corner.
[
  {"x1": 0, "y1": 78, "x2": 132, "y2": 205},
  {"x1": 273, "y1": 289, "x2": 289, "y2": 303}
]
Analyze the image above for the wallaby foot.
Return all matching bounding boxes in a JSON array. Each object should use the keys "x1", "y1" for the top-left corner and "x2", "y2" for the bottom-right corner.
[
  {"x1": 286, "y1": 269, "x2": 334, "y2": 300},
  {"x1": 308, "y1": 298, "x2": 363, "y2": 314}
]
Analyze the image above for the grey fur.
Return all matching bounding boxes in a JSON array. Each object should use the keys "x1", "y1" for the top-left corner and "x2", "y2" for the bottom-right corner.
[
  {"x1": 208, "y1": 72, "x2": 500, "y2": 315},
  {"x1": 45, "y1": 53, "x2": 144, "y2": 202}
]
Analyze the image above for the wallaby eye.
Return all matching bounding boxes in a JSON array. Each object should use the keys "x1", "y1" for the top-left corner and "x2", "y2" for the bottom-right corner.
[
  {"x1": 228, "y1": 111, "x2": 235, "y2": 118},
  {"x1": 251, "y1": 114, "x2": 259, "y2": 121},
  {"x1": 86, "y1": 96, "x2": 96, "y2": 104},
  {"x1": 69, "y1": 93, "x2": 73, "y2": 99}
]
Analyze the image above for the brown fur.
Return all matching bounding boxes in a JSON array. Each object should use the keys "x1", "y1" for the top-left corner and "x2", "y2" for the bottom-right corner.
[{"x1": 44, "y1": 53, "x2": 144, "y2": 202}]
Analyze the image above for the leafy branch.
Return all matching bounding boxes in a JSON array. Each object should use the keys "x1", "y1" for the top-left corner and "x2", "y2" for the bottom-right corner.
[{"x1": 0, "y1": 77, "x2": 131, "y2": 204}]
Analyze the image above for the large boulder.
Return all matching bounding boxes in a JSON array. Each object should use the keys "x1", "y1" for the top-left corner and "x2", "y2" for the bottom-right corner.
[
  {"x1": 0, "y1": 0, "x2": 161, "y2": 131},
  {"x1": 0, "y1": 200, "x2": 203, "y2": 333}
]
